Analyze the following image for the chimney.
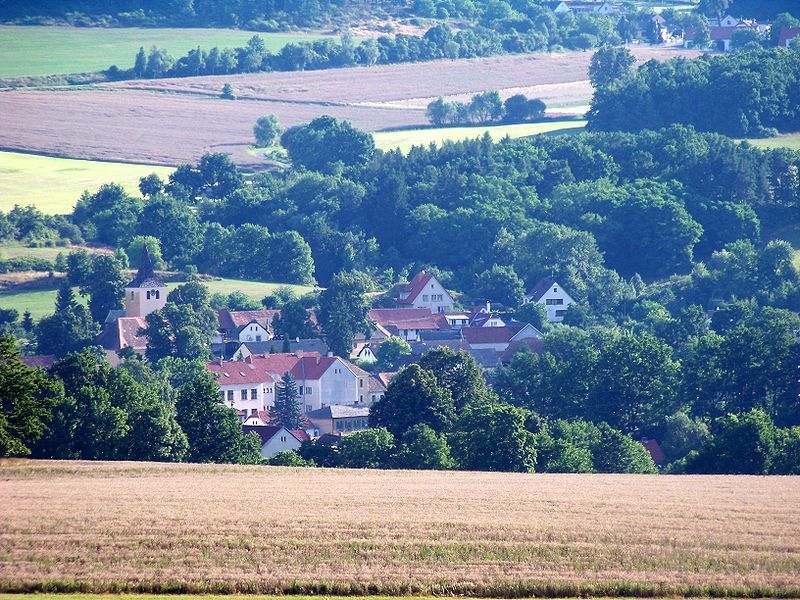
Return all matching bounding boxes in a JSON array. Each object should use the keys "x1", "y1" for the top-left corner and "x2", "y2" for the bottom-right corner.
[{"x1": 327, "y1": 351, "x2": 334, "y2": 358}]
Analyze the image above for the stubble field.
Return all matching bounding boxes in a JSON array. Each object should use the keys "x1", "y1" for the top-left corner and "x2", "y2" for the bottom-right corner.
[
  {"x1": 0, "y1": 47, "x2": 699, "y2": 167},
  {"x1": 0, "y1": 460, "x2": 798, "y2": 597}
]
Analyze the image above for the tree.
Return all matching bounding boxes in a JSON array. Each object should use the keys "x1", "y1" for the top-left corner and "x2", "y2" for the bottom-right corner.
[
  {"x1": 221, "y1": 83, "x2": 236, "y2": 99},
  {"x1": 72, "y1": 183, "x2": 142, "y2": 247},
  {"x1": 474, "y1": 264, "x2": 525, "y2": 307},
  {"x1": 687, "y1": 408, "x2": 777, "y2": 474},
  {"x1": 272, "y1": 298, "x2": 316, "y2": 340},
  {"x1": 394, "y1": 423, "x2": 455, "y2": 469},
  {"x1": 469, "y1": 90, "x2": 503, "y2": 123},
  {"x1": 338, "y1": 427, "x2": 395, "y2": 468},
  {"x1": 416, "y1": 347, "x2": 489, "y2": 411},
  {"x1": 138, "y1": 173, "x2": 164, "y2": 197},
  {"x1": 133, "y1": 46, "x2": 147, "y2": 78},
  {"x1": 267, "y1": 450, "x2": 314, "y2": 466},
  {"x1": 427, "y1": 97, "x2": 457, "y2": 126},
  {"x1": 143, "y1": 283, "x2": 216, "y2": 362},
  {"x1": 83, "y1": 254, "x2": 127, "y2": 322},
  {"x1": 503, "y1": 94, "x2": 546, "y2": 123},
  {"x1": 592, "y1": 422, "x2": 657, "y2": 473},
  {"x1": 271, "y1": 372, "x2": 302, "y2": 429},
  {"x1": 370, "y1": 364, "x2": 456, "y2": 438},
  {"x1": 375, "y1": 336, "x2": 411, "y2": 371},
  {"x1": 36, "y1": 282, "x2": 98, "y2": 358},
  {"x1": 318, "y1": 271, "x2": 370, "y2": 357},
  {"x1": 128, "y1": 236, "x2": 166, "y2": 270},
  {"x1": 138, "y1": 194, "x2": 202, "y2": 267},
  {"x1": 450, "y1": 400, "x2": 536, "y2": 472},
  {"x1": 280, "y1": 116, "x2": 375, "y2": 172},
  {"x1": 0, "y1": 335, "x2": 62, "y2": 457},
  {"x1": 588, "y1": 45, "x2": 635, "y2": 89},
  {"x1": 253, "y1": 115, "x2": 281, "y2": 147},
  {"x1": 172, "y1": 364, "x2": 262, "y2": 464}
]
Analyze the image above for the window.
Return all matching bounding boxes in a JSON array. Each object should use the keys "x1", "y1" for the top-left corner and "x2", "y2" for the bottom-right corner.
[
  {"x1": 226, "y1": 390, "x2": 234, "y2": 402},
  {"x1": 220, "y1": 391, "x2": 225, "y2": 402},
  {"x1": 250, "y1": 408, "x2": 257, "y2": 415},
  {"x1": 251, "y1": 388, "x2": 257, "y2": 399},
  {"x1": 335, "y1": 421, "x2": 342, "y2": 431},
  {"x1": 240, "y1": 389, "x2": 247, "y2": 401},
  {"x1": 280, "y1": 436, "x2": 287, "y2": 442},
  {"x1": 146, "y1": 291, "x2": 151, "y2": 300},
  {"x1": 306, "y1": 386, "x2": 312, "y2": 394},
  {"x1": 155, "y1": 290, "x2": 160, "y2": 299},
  {"x1": 359, "y1": 379, "x2": 363, "y2": 387},
  {"x1": 423, "y1": 294, "x2": 429, "y2": 302},
  {"x1": 305, "y1": 404, "x2": 311, "y2": 413},
  {"x1": 359, "y1": 395, "x2": 363, "y2": 402},
  {"x1": 556, "y1": 309, "x2": 567, "y2": 317},
  {"x1": 298, "y1": 385, "x2": 303, "y2": 395},
  {"x1": 546, "y1": 298, "x2": 564, "y2": 305},
  {"x1": 256, "y1": 335, "x2": 262, "y2": 342}
]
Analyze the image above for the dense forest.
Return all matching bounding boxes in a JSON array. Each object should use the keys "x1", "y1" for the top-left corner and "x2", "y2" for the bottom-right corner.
[{"x1": 589, "y1": 47, "x2": 800, "y2": 137}]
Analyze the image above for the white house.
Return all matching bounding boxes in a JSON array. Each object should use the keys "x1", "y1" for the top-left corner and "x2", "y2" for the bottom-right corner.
[
  {"x1": 242, "y1": 424, "x2": 309, "y2": 458},
  {"x1": 207, "y1": 352, "x2": 381, "y2": 416},
  {"x1": 217, "y1": 308, "x2": 281, "y2": 342},
  {"x1": 524, "y1": 277, "x2": 576, "y2": 323},
  {"x1": 390, "y1": 272, "x2": 455, "y2": 314},
  {"x1": 306, "y1": 405, "x2": 371, "y2": 436}
]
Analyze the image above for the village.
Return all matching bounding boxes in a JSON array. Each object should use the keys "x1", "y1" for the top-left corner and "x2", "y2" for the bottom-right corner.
[{"x1": 60, "y1": 250, "x2": 575, "y2": 459}]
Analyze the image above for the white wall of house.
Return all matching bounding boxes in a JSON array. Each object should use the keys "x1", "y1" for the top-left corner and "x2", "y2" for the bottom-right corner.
[
  {"x1": 527, "y1": 284, "x2": 576, "y2": 323},
  {"x1": 260, "y1": 428, "x2": 302, "y2": 458},
  {"x1": 238, "y1": 322, "x2": 270, "y2": 343},
  {"x1": 219, "y1": 381, "x2": 276, "y2": 414},
  {"x1": 480, "y1": 317, "x2": 506, "y2": 328},
  {"x1": 411, "y1": 278, "x2": 454, "y2": 313}
]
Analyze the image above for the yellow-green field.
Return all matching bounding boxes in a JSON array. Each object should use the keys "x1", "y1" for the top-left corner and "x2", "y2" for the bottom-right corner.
[
  {"x1": 373, "y1": 120, "x2": 587, "y2": 153},
  {"x1": 0, "y1": 25, "x2": 332, "y2": 78},
  {"x1": 0, "y1": 277, "x2": 316, "y2": 320},
  {"x1": 746, "y1": 133, "x2": 800, "y2": 151},
  {"x1": 0, "y1": 151, "x2": 173, "y2": 213}
]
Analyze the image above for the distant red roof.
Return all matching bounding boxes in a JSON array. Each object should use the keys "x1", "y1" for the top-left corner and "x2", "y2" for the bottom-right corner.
[
  {"x1": 97, "y1": 316, "x2": 148, "y2": 352},
  {"x1": 642, "y1": 439, "x2": 666, "y2": 465},
  {"x1": 462, "y1": 324, "x2": 529, "y2": 345},
  {"x1": 208, "y1": 352, "x2": 365, "y2": 386},
  {"x1": 402, "y1": 272, "x2": 433, "y2": 304},
  {"x1": 369, "y1": 308, "x2": 448, "y2": 331},
  {"x1": 20, "y1": 355, "x2": 56, "y2": 369}
]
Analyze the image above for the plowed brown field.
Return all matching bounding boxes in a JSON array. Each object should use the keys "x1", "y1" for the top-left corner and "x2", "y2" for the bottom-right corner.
[
  {"x1": 0, "y1": 460, "x2": 798, "y2": 597},
  {"x1": 0, "y1": 47, "x2": 700, "y2": 167}
]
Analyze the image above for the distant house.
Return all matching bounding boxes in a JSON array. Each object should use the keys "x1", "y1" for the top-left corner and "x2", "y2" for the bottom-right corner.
[
  {"x1": 468, "y1": 302, "x2": 507, "y2": 328},
  {"x1": 778, "y1": 26, "x2": 800, "y2": 48},
  {"x1": 524, "y1": 277, "x2": 576, "y2": 323},
  {"x1": 307, "y1": 405, "x2": 371, "y2": 436},
  {"x1": 368, "y1": 308, "x2": 449, "y2": 342},
  {"x1": 462, "y1": 322, "x2": 541, "y2": 352},
  {"x1": 230, "y1": 338, "x2": 329, "y2": 361},
  {"x1": 98, "y1": 246, "x2": 164, "y2": 355},
  {"x1": 544, "y1": 0, "x2": 620, "y2": 14},
  {"x1": 216, "y1": 308, "x2": 281, "y2": 343},
  {"x1": 242, "y1": 424, "x2": 308, "y2": 458},
  {"x1": 388, "y1": 272, "x2": 455, "y2": 314},
  {"x1": 208, "y1": 351, "x2": 382, "y2": 416}
]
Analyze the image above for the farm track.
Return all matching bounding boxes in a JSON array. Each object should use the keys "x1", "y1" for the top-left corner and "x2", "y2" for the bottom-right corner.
[
  {"x1": 0, "y1": 47, "x2": 700, "y2": 166},
  {"x1": 0, "y1": 460, "x2": 798, "y2": 597}
]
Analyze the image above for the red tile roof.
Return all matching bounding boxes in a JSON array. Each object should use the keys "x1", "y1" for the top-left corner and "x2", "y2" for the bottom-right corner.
[
  {"x1": 208, "y1": 352, "x2": 363, "y2": 386},
  {"x1": 218, "y1": 309, "x2": 280, "y2": 335},
  {"x1": 97, "y1": 316, "x2": 148, "y2": 352},
  {"x1": 462, "y1": 326, "x2": 519, "y2": 345},
  {"x1": 20, "y1": 355, "x2": 56, "y2": 369},
  {"x1": 369, "y1": 308, "x2": 448, "y2": 331},
  {"x1": 402, "y1": 271, "x2": 433, "y2": 304}
]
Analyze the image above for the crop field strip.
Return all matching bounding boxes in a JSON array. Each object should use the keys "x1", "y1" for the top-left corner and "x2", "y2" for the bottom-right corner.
[
  {"x1": 0, "y1": 48, "x2": 700, "y2": 168},
  {"x1": 0, "y1": 460, "x2": 799, "y2": 597}
]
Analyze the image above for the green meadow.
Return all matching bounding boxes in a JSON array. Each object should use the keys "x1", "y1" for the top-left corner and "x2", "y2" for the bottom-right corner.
[
  {"x1": 0, "y1": 277, "x2": 316, "y2": 320},
  {"x1": 746, "y1": 133, "x2": 800, "y2": 151},
  {"x1": 373, "y1": 120, "x2": 587, "y2": 153},
  {"x1": 0, "y1": 151, "x2": 173, "y2": 214},
  {"x1": 0, "y1": 25, "x2": 332, "y2": 78}
]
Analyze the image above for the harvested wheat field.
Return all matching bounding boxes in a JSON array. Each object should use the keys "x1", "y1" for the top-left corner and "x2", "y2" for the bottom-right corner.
[
  {"x1": 0, "y1": 47, "x2": 699, "y2": 167},
  {"x1": 1, "y1": 460, "x2": 799, "y2": 597}
]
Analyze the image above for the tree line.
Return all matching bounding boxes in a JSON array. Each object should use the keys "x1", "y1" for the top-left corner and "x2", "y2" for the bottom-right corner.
[{"x1": 426, "y1": 91, "x2": 546, "y2": 126}]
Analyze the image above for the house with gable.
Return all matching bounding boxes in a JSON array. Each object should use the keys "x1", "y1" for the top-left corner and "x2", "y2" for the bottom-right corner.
[
  {"x1": 388, "y1": 271, "x2": 455, "y2": 314},
  {"x1": 368, "y1": 308, "x2": 450, "y2": 342},
  {"x1": 242, "y1": 424, "x2": 309, "y2": 458},
  {"x1": 98, "y1": 246, "x2": 165, "y2": 355},
  {"x1": 523, "y1": 277, "x2": 576, "y2": 323},
  {"x1": 207, "y1": 351, "x2": 383, "y2": 417},
  {"x1": 216, "y1": 308, "x2": 281, "y2": 344},
  {"x1": 462, "y1": 322, "x2": 542, "y2": 352}
]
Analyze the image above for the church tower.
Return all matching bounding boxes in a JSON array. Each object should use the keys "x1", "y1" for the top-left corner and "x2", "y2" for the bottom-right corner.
[{"x1": 125, "y1": 246, "x2": 167, "y2": 318}]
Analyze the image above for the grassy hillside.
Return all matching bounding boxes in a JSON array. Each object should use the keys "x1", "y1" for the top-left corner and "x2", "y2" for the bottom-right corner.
[
  {"x1": 373, "y1": 120, "x2": 587, "y2": 153},
  {"x1": 0, "y1": 26, "x2": 331, "y2": 78},
  {"x1": 0, "y1": 460, "x2": 798, "y2": 597},
  {"x1": 0, "y1": 277, "x2": 316, "y2": 320},
  {"x1": 746, "y1": 133, "x2": 800, "y2": 151},
  {"x1": 0, "y1": 151, "x2": 173, "y2": 213}
]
